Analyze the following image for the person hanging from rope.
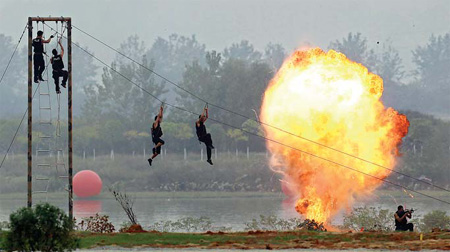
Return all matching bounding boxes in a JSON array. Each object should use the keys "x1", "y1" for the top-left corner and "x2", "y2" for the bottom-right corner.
[
  {"x1": 32, "y1": 30, "x2": 54, "y2": 83},
  {"x1": 148, "y1": 105, "x2": 165, "y2": 166},
  {"x1": 50, "y1": 40, "x2": 68, "y2": 94},
  {"x1": 196, "y1": 104, "x2": 214, "y2": 165}
]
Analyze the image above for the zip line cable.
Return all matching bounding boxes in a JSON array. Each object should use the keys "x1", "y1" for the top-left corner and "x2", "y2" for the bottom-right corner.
[
  {"x1": 70, "y1": 24, "x2": 450, "y2": 194},
  {"x1": 45, "y1": 24, "x2": 450, "y2": 205},
  {"x1": 0, "y1": 24, "x2": 28, "y2": 86},
  {"x1": 0, "y1": 84, "x2": 40, "y2": 170}
]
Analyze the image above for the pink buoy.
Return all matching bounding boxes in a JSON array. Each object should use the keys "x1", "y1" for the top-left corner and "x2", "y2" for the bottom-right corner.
[{"x1": 73, "y1": 170, "x2": 102, "y2": 198}]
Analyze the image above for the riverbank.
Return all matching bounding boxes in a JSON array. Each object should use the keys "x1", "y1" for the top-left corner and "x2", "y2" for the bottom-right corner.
[
  {"x1": 76, "y1": 230, "x2": 450, "y2": 250},
  {"x1": 2, "y1": 228, "x2": 450, "y2": 250}
]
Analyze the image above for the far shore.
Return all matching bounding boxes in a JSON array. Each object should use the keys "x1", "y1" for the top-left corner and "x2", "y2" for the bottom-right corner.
[{"x1": 1, "y1": 189, "x2": 449, "y2": 200}]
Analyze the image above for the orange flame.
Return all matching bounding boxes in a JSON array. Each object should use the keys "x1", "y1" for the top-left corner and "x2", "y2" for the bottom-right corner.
[{"x1": 260, "y1": 48, "x2": 409, "y2": 224}]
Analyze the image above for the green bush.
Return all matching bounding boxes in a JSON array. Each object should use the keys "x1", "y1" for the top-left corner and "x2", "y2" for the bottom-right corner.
[
  {"x1": 343, "y1": 206, "x2": 394, "y2": 231},
  {"x1": 149, "y1": 216, "x2": 231, "y2": 232},
  {"x1": 77, "y1": 214, "x2": 115, "y2": 233},
  {"x1": 3, "y1": 203, "x2": 78, "y2": 252},
  {"x1": 244, "y1": 215, "x2": 303, "y2": 231},
  {"x1": 419, "y1": 210, "x2": 450, "y2": 232}
]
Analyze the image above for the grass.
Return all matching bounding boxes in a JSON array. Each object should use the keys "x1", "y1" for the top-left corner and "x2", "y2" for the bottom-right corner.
[
  {"x1": 2, "y1": 229, "x2": 450, "y2": 250},
  {"x1": 74, "y1": 230, "x2": 450, "y2": 250}
]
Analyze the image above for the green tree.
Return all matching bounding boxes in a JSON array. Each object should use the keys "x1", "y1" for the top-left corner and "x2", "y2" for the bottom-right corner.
[
  {"x1": 223, "y1": 40, "x2": 262, "y2": 62},
  {"x1": 82, "y1": 35, "x2": 167, "y2": 131},
  {"x1": 399, "y1": 111, "x2": 450, "y2": 184},
  {"x1": 376, "y1": 42, "x2": 405, "y2": 84},
  {"x1": 0, "y1": 33, "x2": 26, "y2": 117},
  {"x1": 176, "y1": 49, "x2": 272, "y2": 150},
  {"x1": 72, "y1": 45, "x2": 99, "y2": 115},
  {"x1": 146, "y1": 34, "x2": 206, "y2": 103},
  {"x1": 226, "y1": 129, "x2": 248, "y2": 148},
  {"x1": 264, "y1": 43, "x2": 286, "y2": 70},
  {"x1": 411, "y1": 33, "x2": 450, "y2": 114},
  {"x1": 174, "y1": 51, "x2": 221, "y2": 122},
  {"x1": 162, "y1": 121, "x2": 194, "y2": 151},
  {"x1": 343, "y1": 206, "x2": 394, "y2": 231},
  {"x1": 329, "y1": 32, "x2": 373, "y2": 67},
  {"x1": 419, "y1": 210, "x2": 450, "y2": 232}
]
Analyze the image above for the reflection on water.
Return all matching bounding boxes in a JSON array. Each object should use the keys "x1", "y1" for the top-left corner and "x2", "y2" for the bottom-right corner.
[
  {"x1": 74, "y1": 200, "x2": 102, "y2": 219},
  {"x1": 0, "y1": 193, "x2": 448, "y2": 231}
]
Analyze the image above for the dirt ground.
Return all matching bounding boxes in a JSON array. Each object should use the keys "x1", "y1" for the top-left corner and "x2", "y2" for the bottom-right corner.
[{"x1": 78, "y1": 230, "x2": 450, "y2": 251}]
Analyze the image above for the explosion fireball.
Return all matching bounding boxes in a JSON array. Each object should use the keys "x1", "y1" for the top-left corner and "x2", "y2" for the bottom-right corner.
[{"x1": 260, "y1": 48, "x2": 409, "y2": 224}]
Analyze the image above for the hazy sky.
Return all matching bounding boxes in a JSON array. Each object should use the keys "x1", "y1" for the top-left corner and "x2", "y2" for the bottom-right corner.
[{"x1": 1, "y1": 0, "x2": 449, "y2": 72}]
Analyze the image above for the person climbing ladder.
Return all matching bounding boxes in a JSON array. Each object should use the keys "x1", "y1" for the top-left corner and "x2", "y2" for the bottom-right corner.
[
  {"x1": 148, "y1": 105, "x2": 165, "y2": 166},
  {"x1": 196, "y1": 104, "x2": 214, "y2": 165},
  {"x1": 50, "y1": 40, "x2": 68, "y2": 94},
  {"x1": 32, "y1": 30, "x2": 54, "y2": 83}
]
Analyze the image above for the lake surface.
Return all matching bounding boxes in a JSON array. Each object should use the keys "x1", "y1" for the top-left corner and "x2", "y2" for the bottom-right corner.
[{"x1": 1, "y1": 191, "x2": 449, "y2": 231}]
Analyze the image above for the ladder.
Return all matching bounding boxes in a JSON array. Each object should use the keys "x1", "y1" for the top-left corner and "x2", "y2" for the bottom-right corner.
[
  {"x1": 55, "y1": 93, "x2": 68, "y2": 180},
  {"x1": 34, "y1": 77, "x2": 53, "y2": 198},
  {"x1": 33, "y1": 58, "x2": 68, "y2": 200}
]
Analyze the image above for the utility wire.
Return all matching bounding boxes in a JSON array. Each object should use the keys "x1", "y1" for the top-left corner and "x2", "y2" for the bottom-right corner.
[
  {"x1": 0, "y1": 24, "x2": 28, "y2": 86},
  {"x1": 46, "y1": 24, "x2": 450, "y2": 205},
  {"x1": 0, "y1": 84, "x2": 40, "y2": 170},
  {"x1": 71, "y1": 24, "x2": 450, "y2": 194}
]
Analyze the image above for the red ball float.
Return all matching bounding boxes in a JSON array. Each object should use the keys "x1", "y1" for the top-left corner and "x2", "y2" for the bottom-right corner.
[{"x1": 73, "y1": 170, "x2": 102, "y2": 198}]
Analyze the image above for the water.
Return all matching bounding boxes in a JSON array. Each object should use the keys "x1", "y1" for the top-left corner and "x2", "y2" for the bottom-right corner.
[{"x1": 0, "y1": 192, "x2": 449, "y2": 231}]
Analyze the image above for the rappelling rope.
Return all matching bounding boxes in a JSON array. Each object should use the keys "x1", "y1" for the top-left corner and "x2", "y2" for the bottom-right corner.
[{"x1": 54, "y1": 21, "x2": 67, "y2": 175}]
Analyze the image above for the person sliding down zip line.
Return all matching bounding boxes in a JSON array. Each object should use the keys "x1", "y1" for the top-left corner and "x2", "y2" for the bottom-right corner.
[
  {"x1": 148, "y1": 105, "x2": 165, "y2": 166},
  {"x1": 196, "y1": 104, "x2": 214, "y2": 165},
  {"x1": 50, "y1": 40, "x2": 68, "y2": 94},
  {"x1": 32, "y1": 30, "x2": 54, "y2": 83}
]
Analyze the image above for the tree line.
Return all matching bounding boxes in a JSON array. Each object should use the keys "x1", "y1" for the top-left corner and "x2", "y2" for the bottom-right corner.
[{"x1": 0, "y1": 31, "x2": 449, "y2": 184}]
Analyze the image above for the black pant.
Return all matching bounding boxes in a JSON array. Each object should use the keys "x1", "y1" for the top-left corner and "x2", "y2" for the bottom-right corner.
[
  {"x1": 52, "y1": 69, "x2": 68, "y2": 92},
  {"x1": 152, "y1": 138, "x2": 165, "y2": 154},
  {"x1": 33, "y1": 54, "x2": 45, "y2": 81},
  {"x1": 395, "y1": 223, "x2": 413, "y2": 231},
  {"x1": 199, "y1": 133, "x2": 213, "y2": 160}
]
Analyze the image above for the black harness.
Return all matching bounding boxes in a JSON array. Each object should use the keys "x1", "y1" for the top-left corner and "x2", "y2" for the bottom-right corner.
[
  {"x1": 152, "y1": 122, "x2": 163, "y2": 139},
  {"x1": 52, "y1": 54, "x2": 64, "y2": 71},
  {"x1": 32, "y1": 38, "x2": 44, "y2": 54}
]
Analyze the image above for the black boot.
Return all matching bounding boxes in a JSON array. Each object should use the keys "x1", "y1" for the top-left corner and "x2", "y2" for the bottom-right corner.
[
  {"x1": 207, "y1": 159, "x2": 213, "y2": 165},
  {"x1": 147, "y1": 158, "x2": 152, "y2": 166}
]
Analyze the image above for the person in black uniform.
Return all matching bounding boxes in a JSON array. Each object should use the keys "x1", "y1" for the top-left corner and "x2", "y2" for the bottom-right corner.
[
  {"x1": 32, "y1": 30, "x2": 54, "y2": 83},
  {"x1": 50, "y1": 40, "x2": 68, "y2": 94},
  {"x1": 196, "y1": 105, "x2": 214, "y2": 165},
  {"x1": 394, "y1": 205, "x2": 414, "y2": 231},
  {"x1": 148, "y1": 105, "x2": 165, "y2": 166}
]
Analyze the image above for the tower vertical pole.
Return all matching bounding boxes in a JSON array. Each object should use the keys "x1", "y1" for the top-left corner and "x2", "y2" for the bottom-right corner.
[
  {"x1": 67, "y1": 19, "x2": 73, "y2": 219},
  {"x1": 27, "y1": 18, "x2": 33, "y2": 208}
]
